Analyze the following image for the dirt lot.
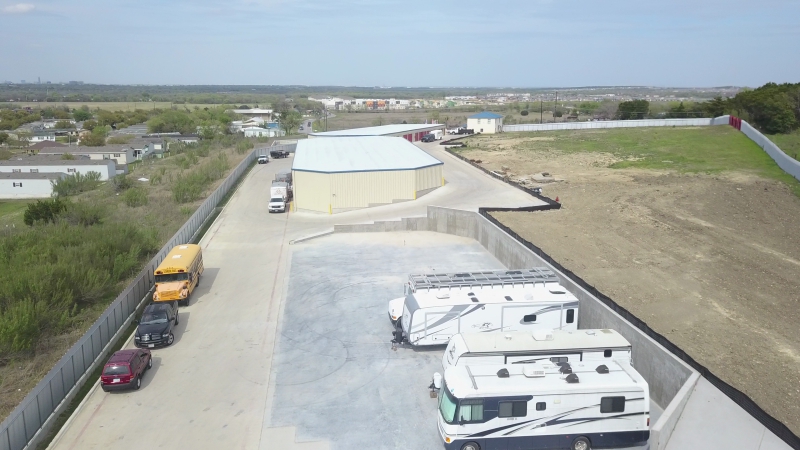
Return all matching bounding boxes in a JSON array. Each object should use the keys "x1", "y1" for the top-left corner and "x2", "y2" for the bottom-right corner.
[{"x1": 458, "y1": 130, "x2": 800, "y2": 435}]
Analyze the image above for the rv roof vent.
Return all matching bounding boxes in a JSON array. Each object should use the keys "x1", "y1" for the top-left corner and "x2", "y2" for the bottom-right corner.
[
  {"x1": 497, "y1": 368, "x2": 510, "y2": 378},
  {"x1": 549, "y1": 290, "x2": 566, "y2": 294},
  {"x1": 532, "y1": 330, "x2": 554, "y2": 341},
  {"x1": 585, "y1": 330, "x2": 596, "y2": 336},
  {"x1": 504, "y1": 296, "x2": 513, "y2": 301},
  {"x1": 506, "y1": 270, "x2": 522, "y2": 275},
  {"x1": 522, "y1": 365, "x2": 546, "y2": 378},
  {"x1": 467, "y1": 292, "x2": 475, "y2": 296},
  {"x1": 436, "y1": 293, "x2": 450, "y2": 299},
  {"x1": 557, "y1": 362, "x2": 572, "y2": 374},
  {"x1": 471, "y1": 296, "x2": 479, "y2": 303},
  {"x1": 601, "y1": 329, "x2": 613, "y2": 334},
  {"x1": 596, "y1": 365, "x2": 609, "y2": 374},
  {"x1": 565, "y1": 373, "x2": 579, "y2": 384},
  {"x1": 455, "y1": 273, "x2": 469, "y2": 278}
]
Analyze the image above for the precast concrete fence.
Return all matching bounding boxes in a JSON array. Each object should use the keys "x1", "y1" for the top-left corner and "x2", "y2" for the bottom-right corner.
[
  {"x1": 503, "y1": 118, "x2": 712, "y2": 132},
  {"x1": 0, "y1": 143, "x2": 295, "y2": 450}
]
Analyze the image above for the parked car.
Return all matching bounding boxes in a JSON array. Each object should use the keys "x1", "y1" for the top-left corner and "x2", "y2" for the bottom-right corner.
[
  {"x1": 100, "y1": 349, "x2": 152, "y2": 392},
  {"x1": 421, "y1": 133, "x2": 436, "y2": 142},
  {"x1": 270, "y1": 149, "x2": 290, "y2": 158},
  {"x1": 257, "y1": 155, "x2": 269, "y2": 164},
  {"x1": 134, "y1": 302, "x2": 179, "y2": 348}
]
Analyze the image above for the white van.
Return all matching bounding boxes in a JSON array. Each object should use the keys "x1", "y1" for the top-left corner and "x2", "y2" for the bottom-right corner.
[
  {"x1": 398, "y1": 284, "x2": 579, "y2": 347},
  {"x1": 436, "y1": 360, "x2": 650, "y2": 450},
  {"x1": 443, "y1": 329, "x2": 631, "y2": 370}
]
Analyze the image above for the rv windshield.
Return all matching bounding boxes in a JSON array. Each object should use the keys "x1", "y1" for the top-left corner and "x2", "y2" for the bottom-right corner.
[{"x1": 438, "y1": 381, "x2": 458, "y2": 424}]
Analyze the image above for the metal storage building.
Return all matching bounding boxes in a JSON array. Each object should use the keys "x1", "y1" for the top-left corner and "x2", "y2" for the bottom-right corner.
[
  {"x1": 292, "y1": 136, "x2": 444, "y2": 214},
  {"x1": 308, "y1": 123, "x2": 446, "y2": 142}
]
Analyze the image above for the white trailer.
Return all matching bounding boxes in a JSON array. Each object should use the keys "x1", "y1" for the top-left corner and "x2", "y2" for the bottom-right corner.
[
  {"x1": 389, "y1": 269, "x2": 560, "y2": 324},
  {"x1": 398, "y1": 285, "x2": 579, "y2": 347},
  {"x1": 436, "y1": 360, "x2": 650, "y2": 450},
  {"x1": 443, "y1": 329, "x2": 631, "y2": 370},
  {"x1": 432, "y1": 129, "x2": 444, "y2": 140},
  {"x1": 270, "y1": 182, "x2": 288, "y2": 199}
]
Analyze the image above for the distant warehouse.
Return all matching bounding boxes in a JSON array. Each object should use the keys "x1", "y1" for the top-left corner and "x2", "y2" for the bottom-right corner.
[
  {"x1": 292, "y1": 136, "x2": 443, "y2": 214},
  {"x1": 309, "y1": 123, "x2": 445, "y2": 143}
]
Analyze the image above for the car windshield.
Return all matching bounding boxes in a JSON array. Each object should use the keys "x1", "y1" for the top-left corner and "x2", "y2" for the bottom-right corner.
[
  {"x1": 103, "y1": 364, "x2": 130, "y2": 375},
  {"x1": 438, "y1": 381, "x2": 458, "y2": 424},
  {"x1": 156, "y1": 273, "x2": 188, "y2": 283},
  {"x1": 270, "y1": 198, "x2": 284, "y2": 203},
  {"x1": 140, "y1": 312, "x2": 168, "y2": 325}
]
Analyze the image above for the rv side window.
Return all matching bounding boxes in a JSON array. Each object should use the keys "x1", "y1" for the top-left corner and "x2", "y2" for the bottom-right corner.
[
  {"x1": 600, "y1": 396, "x2": 626, "y2": 413},
  {"x1": 458, "y1": 399, "x2": 484, "y2": 423},
  {"x1": 523, "y1": 314, "x2": 537, "y2": 323},
  {"x1": 550, "y1": 357, "x2": 568, "y2": 364},
  {"x1": 499, "y1": 401, "x2": 527, "y2": 418},
  {"x1": 604, "y1": 349, "x2": 612, "y2": 358},
  {"x1": 536, "y1": 402, "x2": 546, "y2": 411},
  {"x1": 566, "y1": 309, "x2": 575, "y2": 323}
]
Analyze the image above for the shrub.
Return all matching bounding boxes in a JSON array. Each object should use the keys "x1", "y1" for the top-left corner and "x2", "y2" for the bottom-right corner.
[
  {"x1": 122, "y1": 187, "x2": 148, "y2": 207},
  {"x1": 61, "y1": 153, "x2": 76, "y2": 160},
  {"x1": 520, "y1": 110, "x2": 529, "y2": 116},
  {"x1": 62, "y1": 201, "x2": 105, "y2": 226},
  {"x1": 111, "y1": 174, "x2": 133, "y2": 192},
  {"x1": 235, "y1": 140, "x2": 254, "y2": 155},
  {"x1": 107, "y1": 135, "x2": 132, "y2": 145},
  {"x1": 52, "y1": 171, "x2": 103, "y2": 197},
  {"x1": 171, "y1": 153, "x2": 229, "y2": 203},
  {"x1": 23, "y1": 198, "x2": 68, "y2": 226}
]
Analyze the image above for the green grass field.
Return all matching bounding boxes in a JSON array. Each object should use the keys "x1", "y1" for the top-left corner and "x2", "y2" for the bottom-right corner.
[
  {"x1": 464, "y1": 126, "x2": 800, "y2": 193},
  {"x1": 767, "y1": 130, "x2": 800, "y2": 161},
  {"x1": 0, "y1": 200, "x2": 32, "y2": 225}
]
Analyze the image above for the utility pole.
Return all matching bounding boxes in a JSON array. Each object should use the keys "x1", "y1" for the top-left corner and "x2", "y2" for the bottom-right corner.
[{"x1": 554, "y1": 91, "x2": 558, "y2": 123}]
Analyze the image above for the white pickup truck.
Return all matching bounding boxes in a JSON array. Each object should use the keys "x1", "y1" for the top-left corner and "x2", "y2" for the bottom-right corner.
[{"x1": 269, "y1": 183, "x2": 289, "y2": 213}]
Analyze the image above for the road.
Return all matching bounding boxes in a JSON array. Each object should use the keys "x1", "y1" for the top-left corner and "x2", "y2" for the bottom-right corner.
[{"x1": 47, "y1": 142, "x2": 542, "y2": 449}]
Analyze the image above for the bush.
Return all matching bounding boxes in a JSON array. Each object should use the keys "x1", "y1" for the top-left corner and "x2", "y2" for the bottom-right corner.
[
  {"x1": 62, "y1": 201, "x2": 105, "y2": 226},
  {"x1": 520, "y1": 110, "x2": 529, "y2": 116},
  {"x1": 235, "y1": 140, "x2": 254, "y2": 155},
  {"x1": 23, "y1": 198, "x2": 68, "y2": 226},
  {"x1": 107, "y1": 135, "x2": 132, "y2": 145},
  {"x1": 0, "y1": 222, "x2": 159, "y2": 354},
  {"x1": 171, "y1": 153, "x2": 229, "y2": 203},
  {"x1": 122, "y1": 187, "x2": 148, "y2": 207},
  {"x1": 61, "y1": 153, "x2": 76, "y2": 160},
  {"x1": 52, "y1": 171, "x2": 102, "y2": 197},
  {"x1": 111, "y1": 174, "x2": 133, "y2": 192}
]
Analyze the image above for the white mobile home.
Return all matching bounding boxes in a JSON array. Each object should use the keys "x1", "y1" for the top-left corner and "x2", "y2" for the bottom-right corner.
[
  {"x1": 0, "y1": 158, "x2": 116, "y2": 181},
  {"x1": 443, "y1": 329, "x2": 631, "y2": 370},
  {"x1": 437, "y1": 361, "x2": 650, "y2": 450},
  {"x1": 0, "y1": 172, "x2": 66, "y2": 199},
  {"x1": 398, "y1": 285, "x2": 579, "y2": 347}
]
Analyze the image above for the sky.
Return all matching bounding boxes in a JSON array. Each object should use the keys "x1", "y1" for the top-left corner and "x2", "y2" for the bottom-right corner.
[{"x1": 0, "y1": 0, "x2": 798, "y2": 88}]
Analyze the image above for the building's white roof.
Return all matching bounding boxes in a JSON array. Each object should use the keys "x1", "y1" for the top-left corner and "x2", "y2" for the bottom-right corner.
[
  {"x1": 409, "y1": 283, "x2": 578, "y2": 309},
  {"x1": 292, "y1": 136, "x2": 443, "y2": 174},
  {"x1": 309, "y1": 123, "x2": 444, "y2": 137},
  {"x1": 232, "y1": 108, "x2": 273, "y2": 114},
  {"x1": 457, "y1": 329, "x2": 630, "y2": 354},
  {"x1": 444, "y1": 360, "x2": 646, "y2": 398}
]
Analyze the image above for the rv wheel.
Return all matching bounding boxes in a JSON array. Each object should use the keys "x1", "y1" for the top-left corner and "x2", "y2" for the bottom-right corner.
[
  {"x1": 571, "y1": 436, "x2": 591, "y2": 450},
  {"x1": 461, "y1": 442, "x2": 480, "y2": 450}
]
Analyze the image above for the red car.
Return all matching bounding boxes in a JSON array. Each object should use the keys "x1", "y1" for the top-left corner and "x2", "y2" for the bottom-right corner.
[{"x1": 100, "y1": 349, "x2": 152, "y2": 392}]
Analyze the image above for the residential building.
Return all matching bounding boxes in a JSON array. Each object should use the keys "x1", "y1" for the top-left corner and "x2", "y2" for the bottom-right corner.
[
  {"x1": 231, "y1": 108, "x2": 273, "y2": 120},
  {"x1": 29, "y1": 131, "x2": 56, "y2": 144},
  {"x1": 0, "y1": 156, "x2": 117, "y2": 180},
  {"x1": 0, "y1": 172, "x2": 67, "y2": 199},
  {"x1": 38, "y1": 146, "x2": 133, "y2": 172},
  {"x1": 467, "y1": 111, "x2": 504, "y2": 134},
  {"x1": 243, "y1": 127, "x2": 284, "y2": 138}
]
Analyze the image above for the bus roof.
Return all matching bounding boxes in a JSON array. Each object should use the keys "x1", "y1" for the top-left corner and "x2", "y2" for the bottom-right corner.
[
  {"x1": 457, "y1": 329, "x2": 631, "y2": 354},
  {"x1": 443, "y1": 360, "x2": 647, "y2": 398},
  {"x1": 155, "y1": 244, "x2": 202, "y2": 275},
  {"x1": 408, "y1": 284, "x2": 578, "y2": 309}
]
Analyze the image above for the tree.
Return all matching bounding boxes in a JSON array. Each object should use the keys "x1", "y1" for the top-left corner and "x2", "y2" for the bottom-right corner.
[
  {"x1": 616, "y1": 100, "x2": 649, "y2": 120},
  {"x1": 147, "y1": 110, "x2": 196, "y2": 134},
  {"x1": 0, "y1": 132, "x2": 8, "y2": 145},
  {"x1": 82, "y1": 119, "x2": 98, "y2": 131},
  {"x1": 666, "y1": 102, "x2": 687, "y2": 118},
  {"x1": 278, "y1": 110, "x2": 303, "y2": 135},
  {"x1": 72, "y1": 107, "x2": 92, "y2": 121},
  {"x1": 703, "y1": 96, "x2": 727, "y2": 117},
  {"x1": 54, "y1": 120, "x2": 75, "y2": 129},
  {"x1": 23, "y1": 198, "x2": 68, "y2": 226},
  {"x1": 81, "y1": 127, "x2": 109, "y2": 146},
  {"x1": 520, "y1": 110, "x2": 529, "y2": 116}
]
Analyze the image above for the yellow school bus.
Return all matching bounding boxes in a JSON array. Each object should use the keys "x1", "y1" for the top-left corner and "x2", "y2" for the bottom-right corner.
[{"x1": 152, "y1": 244, "x2": 204, "y2": 306}]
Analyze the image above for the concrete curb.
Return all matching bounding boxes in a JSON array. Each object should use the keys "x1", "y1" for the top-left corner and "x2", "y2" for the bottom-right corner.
[
  {"x1": 288, "y1": 229, "x2": 334, "y2": 245},
  {"x1": 650, "y1": 372, "x2": 701, "y2": 450}
]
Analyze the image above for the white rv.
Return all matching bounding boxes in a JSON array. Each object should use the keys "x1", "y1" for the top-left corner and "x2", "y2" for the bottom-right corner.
[
  {"x1": 398, "y1": 285, "x2": 579, "y2": 347},
  {"x1": 436, "y1": 360, "x2": 650, "y2": 450},
  {"x1": 443, "y1": 329, "x2": 631, "y2": 370},
  {"x1": 389, "y1": 269, "x2": 560, "y2": 324}
]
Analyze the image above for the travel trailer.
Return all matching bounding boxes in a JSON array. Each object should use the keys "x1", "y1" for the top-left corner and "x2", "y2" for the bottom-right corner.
[
  {"x1": 396, "y1": 284, "x2": 579, "y2": 347},
  {"x1": 436, "y1": 360, "x2": 650, "y2": 450},
  {"x1": 443, "y1": 329, "x2": 632, "y2": 370}
]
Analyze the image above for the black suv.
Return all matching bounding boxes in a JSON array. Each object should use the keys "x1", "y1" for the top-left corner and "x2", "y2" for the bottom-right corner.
[
  {"x1": 135, "y1": 302, "x2": 179, "y2": 348},
  {"x1": 421, "y1": 133, "x2": 436, "y2": 142}
]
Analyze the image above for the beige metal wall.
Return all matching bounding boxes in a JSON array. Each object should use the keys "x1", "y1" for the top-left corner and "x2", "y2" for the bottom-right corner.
[
  {"x1": 294, "y1": 165, "x2": 443, "y2": 213},
  {"x1": 293, "y1": 170, "x2": 331, "y2": 213}
]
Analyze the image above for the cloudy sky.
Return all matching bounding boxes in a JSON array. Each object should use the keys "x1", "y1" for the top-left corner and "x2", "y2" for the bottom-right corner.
[{"x1": 0, "y1": 0, "x2": 798, "y2": 87}]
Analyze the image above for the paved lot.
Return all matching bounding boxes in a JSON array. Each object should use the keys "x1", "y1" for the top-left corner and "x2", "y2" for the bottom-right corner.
[
  {"x1": 47, "y1": 144, "x2": 542, "y2": 450},
  {"x1": 270, "y1": 232, "x2": 506, "y2": 449}
]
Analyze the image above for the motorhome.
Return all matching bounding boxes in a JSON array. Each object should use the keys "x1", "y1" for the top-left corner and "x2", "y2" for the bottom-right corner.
[
  {"x1": 388, "y1": 269, "x2": 560, "y2": 324},
  {"x1": 443, "y1": 329, "x2": 632, "y2": 370},
  {"x1": 436, "y1": 360, "x2": 650, "y2": 450},
  {"x1": 397, "y1": 285, "x2": 579, "y2": 347}
]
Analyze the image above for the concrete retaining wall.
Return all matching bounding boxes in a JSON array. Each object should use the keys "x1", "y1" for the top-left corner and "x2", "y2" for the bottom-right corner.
[{"x1": 333, "y1": 206, "x2": 698, "y2": 449}]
